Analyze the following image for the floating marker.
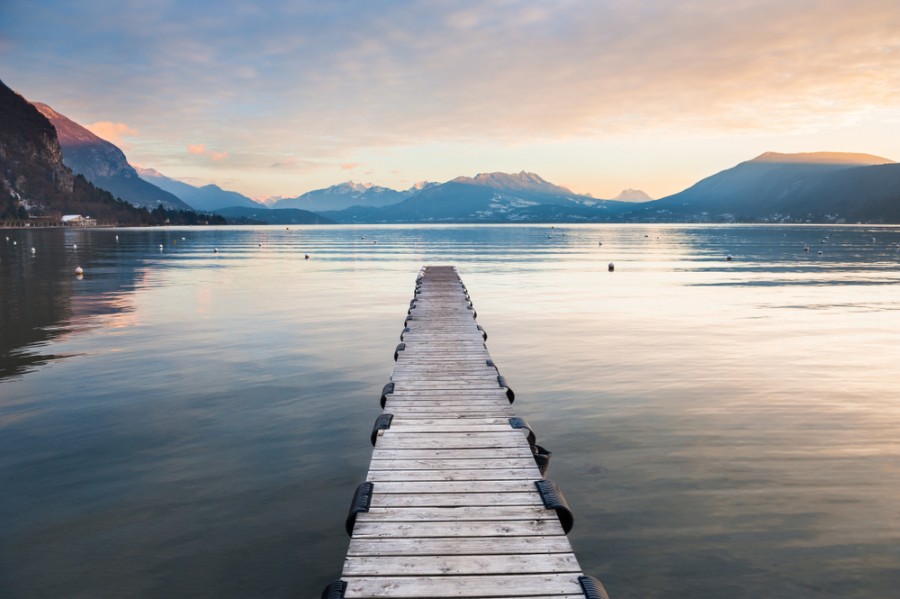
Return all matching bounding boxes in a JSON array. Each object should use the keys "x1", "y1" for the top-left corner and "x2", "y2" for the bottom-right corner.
[
  {"x1": 115, "y1": 235, "x2": 119, "y2": 241},
  {"x1": 73, "y1": 244, "x2": 77, "y2": 250},
  {"x1": 31, "y1": 247, "x2": 36, "y2": 254},
  {"x1": 75, "y1": 266, "x2": 84, "y2": 275}
]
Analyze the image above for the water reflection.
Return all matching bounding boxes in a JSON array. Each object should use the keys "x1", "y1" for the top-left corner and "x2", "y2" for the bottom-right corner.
[{"x1": 1, "y1": 224, "x2": 899, "y2": 598}]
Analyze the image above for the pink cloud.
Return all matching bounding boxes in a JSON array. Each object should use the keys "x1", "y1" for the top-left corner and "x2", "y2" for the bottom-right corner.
[
  {"x1": 340, "y1": 162, "x2": 363, "y2": 170},
  {"x1": 86, "y1": 121, "x2": 138, "y2": 144},
  {"x1": 187, "y1": 144, "x2": 228, "y2": 162}
]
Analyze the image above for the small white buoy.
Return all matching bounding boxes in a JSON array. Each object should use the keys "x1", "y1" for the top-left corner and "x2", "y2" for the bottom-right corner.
[
  {"x1": 608, "y1": 262, "x2": 615, "y2": 272},
  {"x1": 181, "y1": 237, "x2": 185, "y2": 240},
  {"x1": 73, "y1": 244, "x2": 77, "y2": 250},
  {"x1": 13, "y1": 241, "x2": 17, "y2": 246},
  {"x1": 159, "y1": 244, "x2": 164, "y2": 250},
  {"x1": 75, "y1": 266, "x2": 84, "y2": 275},
  {"x1": 115, "y1": 235, "x2": 119, "y2": 241},
  {"x1": 304, "y1": 253, "x2": 310, "y2": 260},
  {"x1": 31, "y1": 247, "x2": 36, "y2": 254},
  {"x1": 726, "y1": 255, "x2": 733, "y2": 261}
]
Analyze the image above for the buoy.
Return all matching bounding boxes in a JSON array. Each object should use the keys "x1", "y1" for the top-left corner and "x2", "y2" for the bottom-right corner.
[
  {"x1": 13, "y1": 241, "x2": 17, "y2": 245},
  {"x1": 304, "y1": 253, "x2": 310, "y2": 260},
  {"x1": 726, "y1": 255, "x2": 733, "y2": 261},
  {"x1": 608, "y1": 262, "x2": 615, "y2": 272},
  {"x1": 181, "y1": 237, "x2": 185, "y2": 240},
  {"x1": 115, "y1": 235, "x2": 119, "y2": 241},
  {"x1": 75, "y1": 266, "x2": 84, "y2": 275},
  {"x1": 73, "y1": 244, "x2": 77, "y2": 250},
  {"x1": 31, "y1": 247, "x2": 36, "y2": 254},
  {"x1": 159, "y1": 244, "x2": 163, "y2": 250},
  {"x1": 213, "y1": 248, "x2": 219, "y2": 253},
  {"x1": 817, "y1": 250, "x2": 824, "y2": 255}
]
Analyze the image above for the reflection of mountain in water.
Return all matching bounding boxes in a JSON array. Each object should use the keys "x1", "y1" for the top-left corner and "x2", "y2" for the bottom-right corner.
[{"x1": 0, "y1": 229, "x2": 144, "y2": 380}]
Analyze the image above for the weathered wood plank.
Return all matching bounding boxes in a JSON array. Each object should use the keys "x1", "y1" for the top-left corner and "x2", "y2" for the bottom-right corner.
[
  {"x1": 356, "y1": 506, "x2": 556, "y2": 522},
  {"x1": 342, "y1": 553, "x2": 581, "y2": 576},
  {"x1": 366, "y1": 468, "x2": 541, "y2": 482},
  {"x1": 343, "y1": 573, "x2": 584, "y2": 597},
  {"x1": 346, "y1": 535, "x2": 574, "y2": 556}
]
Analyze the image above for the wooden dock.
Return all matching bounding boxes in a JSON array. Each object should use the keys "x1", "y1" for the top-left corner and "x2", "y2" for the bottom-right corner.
[{"x1": 322, "y1": 266, "x2": 609, "y2": 599}]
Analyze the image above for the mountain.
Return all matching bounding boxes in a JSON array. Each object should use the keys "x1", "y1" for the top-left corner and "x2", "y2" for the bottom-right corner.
[
  {"x1": 450, "y1": 171, "x2": 575, "y2": 197},
  {"x1": 325, "y1": 171, "x2": 632, "y2": 223},
  {"x1": 213, "y1": 205, "x2": 334, "y2": 225},
  {"x1": 0, "y1": 78, "x2": 156, "y2": 225},
  {"x1": 273, "y1": 181, "x2": 410, "y2": 211},
  {"x1": 634, "y1": 152, "x2": 897, "y2": 222},
  {"x1": 32, "y1": 103, "x2": 192, "y2": 211},
  {"x1": 135, "y1": 166, "x2": 262, "y2": 211},
  {"x1": 613, "y1": 188, "x2": 653, "y2": 202}
]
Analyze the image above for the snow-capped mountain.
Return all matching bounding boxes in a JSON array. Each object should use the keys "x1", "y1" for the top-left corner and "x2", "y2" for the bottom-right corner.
[{"x1": 273, "y1": 181, "x2": 410, "y2": 211}]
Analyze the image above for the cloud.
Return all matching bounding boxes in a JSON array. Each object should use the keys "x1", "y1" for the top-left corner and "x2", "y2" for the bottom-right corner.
[
  {"x1": 340, "y1": 162, "x2": 362, "y2": 170},
  {"x1": 187, "y1": 143, "x2": 227, "y2": 162},
  {"x1": 85, "y1": 121, "x2": 138, "y2": 144}
]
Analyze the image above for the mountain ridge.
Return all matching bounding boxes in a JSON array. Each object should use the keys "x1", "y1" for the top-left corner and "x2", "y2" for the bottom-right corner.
[{"x1": 32, "y1": 102, "x2": 192, "y2": 211}]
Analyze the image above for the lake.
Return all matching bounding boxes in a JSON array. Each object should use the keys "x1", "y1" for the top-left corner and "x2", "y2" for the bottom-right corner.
[{"x1": 1, "y1": 224, "x2": 899, "y2": 598}]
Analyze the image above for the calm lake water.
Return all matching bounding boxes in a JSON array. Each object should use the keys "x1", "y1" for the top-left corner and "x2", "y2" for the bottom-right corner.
[{"x1": 1, "y1": 224, "x2": 899, "y2": 598}]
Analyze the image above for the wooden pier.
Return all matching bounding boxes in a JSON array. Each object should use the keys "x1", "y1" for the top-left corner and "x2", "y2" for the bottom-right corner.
[{"x1": 322, "y1": 266, "x2": 609, "y2": 599}]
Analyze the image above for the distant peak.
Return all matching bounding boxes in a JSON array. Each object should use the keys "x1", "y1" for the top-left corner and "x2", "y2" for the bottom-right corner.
[
  {"x1": 451, "y1": 171, "x2": 574, "y2": 195},
  {"x1": 134, "y1": 165, "x2": 165, "y2": 178},
  {"x1": 613, "y1": 188, "x2": 654, "y2": 201},
  {"x1": 750, "y1": 151, "x2": 894, "y2": 166}
]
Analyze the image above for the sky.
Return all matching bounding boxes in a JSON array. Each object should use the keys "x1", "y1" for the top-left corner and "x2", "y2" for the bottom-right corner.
[{"x1": 2, "y1": 0, "x2": 900, "y2": 200}]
